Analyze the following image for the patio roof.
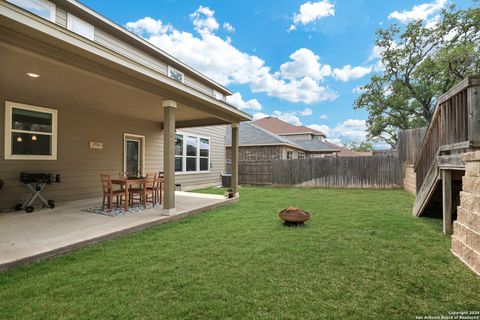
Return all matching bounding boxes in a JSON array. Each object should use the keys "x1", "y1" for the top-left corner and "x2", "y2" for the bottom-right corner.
[{"x1": 0, "y1": 2, "x2": 251, "y2": 128}]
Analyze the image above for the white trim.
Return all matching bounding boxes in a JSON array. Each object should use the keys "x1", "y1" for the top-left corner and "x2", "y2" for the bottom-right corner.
[
  {"x1": 167, "y1": 66, "x2": 185, "y2": 84},
  {"x1": 175, "y1": 131, "x2": 210, "y2": 175},
  {"x1": 4, "y1": 101, "x2": 57, "y2": 160},
  {"x1": 123, "y1": 133, "x2": 145, "y2": 176},
  {"x1": 213, "y1": 90, "x2": 225, "y2": 101},
  {"x1": 66, "y1": 13, "x2": 94, "y2": 41},
  {"x1": 6, "y1": 0, "x2": 56, "y2": 22}
]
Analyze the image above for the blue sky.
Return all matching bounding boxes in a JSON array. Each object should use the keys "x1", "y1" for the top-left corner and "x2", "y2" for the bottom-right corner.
[{"x1": 82, "y1": 0, "x2": 472, "y2": 146}]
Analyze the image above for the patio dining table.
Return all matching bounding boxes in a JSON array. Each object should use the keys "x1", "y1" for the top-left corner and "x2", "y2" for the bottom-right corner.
[{"x1": 111, "y1": 177, "x2": 146, "y2": 211}]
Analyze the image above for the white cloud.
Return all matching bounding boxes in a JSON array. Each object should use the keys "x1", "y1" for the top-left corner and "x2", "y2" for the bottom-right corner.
[
  {"x1": 190, "y1": 6, "x2": 219, "y2": 35},
  {"x1": 227, "y1": 92, "x2": 262, "y2": 110},
  {"x1": 126, "y1": 17, "x2": 172, "y2": 35},
  {"x1": 320, "y1": 114, "x2": 329, "y2": 119},
  {"x1": 279, "y1": 48, "x2": 332, "y2": 81},
  {"x1": 126, "y1": 8, "x2": 337, "y2": 104},
  {"x1": 308, "y1": 119, "x2": 368, "y2": 144},
  {"x1": 352, "y1": 85, "x2": 366, "y2": 94},
  {"x1": 289, "y1": 0, "x2": 335, "y2": 31},
  {"x1": 223, "y1": 22, "x2": 235, "y2": 32},
  {"x1": 388, "y1": 0, "x2": 447, "y2": 23},
  {"x1": 333, "y1": 65, "x2": 372, "y2": 82},
  {"x1": 272, "y1": 111, "x2": 302, "y2": 126},
  {"x1": 299, "y1": 108, "x2": 313, "y2": 116},
  {"x1": 252, "y1": 112, "x2": 269, "y2": 120}
]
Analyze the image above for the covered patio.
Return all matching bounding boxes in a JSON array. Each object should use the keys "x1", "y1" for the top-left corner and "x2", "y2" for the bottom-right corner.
[
  {"x1": 0, "y1": 191, "x2": 236, "y2": 270},
  {"x1": 0, "y1": 2, "x2": 249, "y2": 213}
]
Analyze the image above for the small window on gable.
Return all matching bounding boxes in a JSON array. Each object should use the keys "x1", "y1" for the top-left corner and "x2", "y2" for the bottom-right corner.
[
  {"x1": 213, "y1": 90, "x2": 225, "y2": 101},
  {"x1": 7, "y1": 0, "x2": 56, "y2": 22},
  {"x1": 67, "y1": 13, "x2": 94, "y2": 40},
  {"x1": 5, "y1": 101, "x2": 58, "y2": 160},
  {"x1": 168, "y1": 66, "x2": 185, "y2": 83}
]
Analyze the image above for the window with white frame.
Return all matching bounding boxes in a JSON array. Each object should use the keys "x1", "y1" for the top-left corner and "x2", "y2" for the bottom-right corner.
[
  {"x1": 7, "y1": 0, "x2": 56, "y2": 22},
  {"x1": 5, "y1": 101, "x2": 57, "y2": 160},
  {"x1": 175, "y1": 133, "x2": 210, "y2": 173},
  {"x1": 298, "y1": 152, "x2": 305, "y2": 159},
  {"x1": 168, "y1": 66, "x2": 185, "y2": 83},
  {"x1": 67, "y1": 13, "x2": 94, "y2": 40}
]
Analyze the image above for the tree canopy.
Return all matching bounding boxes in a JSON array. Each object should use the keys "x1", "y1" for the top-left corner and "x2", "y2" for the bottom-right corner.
[{"x1": 354, "y1": 4, "x2": 480, "y2": 148}]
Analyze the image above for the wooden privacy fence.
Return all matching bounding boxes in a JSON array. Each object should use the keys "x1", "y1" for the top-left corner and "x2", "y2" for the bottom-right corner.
[
  {"x1": 397, "y1": 128, "x2": 427, "y2": 165},
  {"x1": 272, "y1": 156, "x2": 402, "y2": 188},
  {"x1": 232, "y1": 156, "x2": 402, "y2": 188}
]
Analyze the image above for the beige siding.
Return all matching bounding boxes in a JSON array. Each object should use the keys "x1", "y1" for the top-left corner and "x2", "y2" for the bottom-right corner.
[
  {"x1": 174, "y1": 126, "x2": 226, "y2": 190},
  {"x1": 94, "y1": 29, "x2": 168, "y2": 75},
  {"x1": 0, "y1": 96, "x2": 226, "y2": 210}
]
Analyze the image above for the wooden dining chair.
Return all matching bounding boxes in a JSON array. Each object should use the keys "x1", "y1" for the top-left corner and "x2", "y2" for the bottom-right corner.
[
  {"x1": 129, "y1": 174, "x2": 151, "y2": 208},
  {"x1": 100, "y1": 174, "x2": 124, "y2": 210},
  {"x1": 154, "y1": 176, "x2": 163, "y2": 205},
  {"x1": 145, "y1": 173, "x2": 157, "y2": 205}
]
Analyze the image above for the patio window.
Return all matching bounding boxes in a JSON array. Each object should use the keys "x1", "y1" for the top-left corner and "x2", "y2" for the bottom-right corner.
[
  {"x1": 167, "y1": 66, "x2": 184, "y2": 83},
  {"x1": 175, "y1": 132, "x2": 210, "y2": 174},
  {"x1": 7, "y1": 0, "x2": 56, "y2": 22},
  {"x1": 5, "y1": 101, "x2": 57, "y2": 160},
  {"x1": 67, "y1": 13, "x2": 94, "y2": 40},
  {"x1": 286, "y1": 150, "x2": 293, "y2": 160}
]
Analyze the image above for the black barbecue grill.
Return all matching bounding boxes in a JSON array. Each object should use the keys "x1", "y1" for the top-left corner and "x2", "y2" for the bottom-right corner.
[{"x1": 16, "y1": 172, "x2": 60, "y2": 213}]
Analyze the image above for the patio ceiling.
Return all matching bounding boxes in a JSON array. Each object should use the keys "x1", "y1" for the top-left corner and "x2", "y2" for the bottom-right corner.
[{"x1": 0, "y1": 7, "x2": 251, "y2": 128}]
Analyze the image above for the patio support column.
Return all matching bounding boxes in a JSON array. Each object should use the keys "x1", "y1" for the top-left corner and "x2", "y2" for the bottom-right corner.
[
  {"x1": 163, "y1": 100, "x2": 177, "y2": 215},
  {"x1": 231, "y1": 123, "x2": 239, "y2": 197}
]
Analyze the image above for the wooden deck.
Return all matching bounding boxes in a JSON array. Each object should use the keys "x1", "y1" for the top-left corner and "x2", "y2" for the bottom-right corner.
[{"x1": 412, "y1": 76, "x2": 480, "y2": 234}]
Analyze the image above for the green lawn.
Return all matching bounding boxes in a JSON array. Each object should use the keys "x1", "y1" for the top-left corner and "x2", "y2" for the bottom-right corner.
[{"x1": 1, "y1": 187, "x2": 479, "y2": 319}]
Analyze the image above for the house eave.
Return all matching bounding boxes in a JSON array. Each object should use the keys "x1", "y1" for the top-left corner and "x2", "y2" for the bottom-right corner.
[
  {"x1": 0, "y1": 3, "x2": 251, "y2": 123},
  {"x1": 54, "y1": 0, "x2": 233, "y2": 96}
]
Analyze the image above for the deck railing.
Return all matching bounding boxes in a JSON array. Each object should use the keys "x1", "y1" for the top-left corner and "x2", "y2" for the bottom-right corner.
[{"x1": 414, "y1": 76, "x2": 480, "y2": 192}]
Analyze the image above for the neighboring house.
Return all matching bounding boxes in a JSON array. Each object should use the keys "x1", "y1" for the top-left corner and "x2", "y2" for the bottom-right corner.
[
  {"x1": 254, "y1": 117, "x2": 372, "y2": 158},
  {"x1": 0, "y1": 0, "x2": 250, "y2": 212},
  {"x1": 225, "y1": 122, "x2": 307, "y2": 161},
  {"x1": 253, "y1": 117, "x2": 326, "y2": 141},
  {"x1": 226, "y1": 122, "x2": 339, "y2": 161}
]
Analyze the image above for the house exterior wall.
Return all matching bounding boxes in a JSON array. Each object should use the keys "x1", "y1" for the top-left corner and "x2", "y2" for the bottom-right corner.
[
  {"x1": 0, "y1": 96, "x2": 226, "y2": 210},
  {"x1": 48, "y1": 1, "x2": 223, "y2": 99},
  {"x1": 226, "y1": 146, "x2": 282, "y2": 161},
  {"x1": 175, "y1": 126, "x2": 226, "y2": 191}
]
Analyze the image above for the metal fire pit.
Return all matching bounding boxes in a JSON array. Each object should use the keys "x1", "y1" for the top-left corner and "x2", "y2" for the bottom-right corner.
[{"x1": 278, "y1": 207, "x2": 311, "y2": 225}]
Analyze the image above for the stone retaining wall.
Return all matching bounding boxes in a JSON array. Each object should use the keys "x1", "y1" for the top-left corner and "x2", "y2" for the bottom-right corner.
[{"x1": 452, "y1": 151, "x2": 480, "y2": 275}]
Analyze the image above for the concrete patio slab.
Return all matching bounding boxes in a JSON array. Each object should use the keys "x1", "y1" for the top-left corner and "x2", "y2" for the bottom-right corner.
[{"x1": 0, "y1": 191, "x2": 235, "y2": 271}]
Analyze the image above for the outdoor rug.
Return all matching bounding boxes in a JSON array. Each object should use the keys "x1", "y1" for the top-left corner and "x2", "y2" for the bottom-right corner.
[{"x1": 82, "y1": 203, "x2": 162, "y2": 217}]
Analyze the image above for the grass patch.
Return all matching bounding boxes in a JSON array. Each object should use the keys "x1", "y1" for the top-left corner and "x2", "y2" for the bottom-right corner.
[{"x1": 1, "y1": 187, "x2": 479, "y2": 319}]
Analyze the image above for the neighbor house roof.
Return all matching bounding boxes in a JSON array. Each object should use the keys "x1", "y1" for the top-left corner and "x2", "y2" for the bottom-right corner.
[
  {"x1": 225, "y1": 122, "x2": 304, "y2": 149},
  {"x1": 293, "y1": 140, "x2": 340, "y2": 152},
  {"x1": 253, "y1": 117, "x2": 326, "y2": 137},
  {"x1": 323, "y1": 141, "x2": 370, "y2": 157}
]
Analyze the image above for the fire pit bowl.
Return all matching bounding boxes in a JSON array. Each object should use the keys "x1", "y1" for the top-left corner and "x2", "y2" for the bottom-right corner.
[{"x1": 278, "y1": 207, "x2": 311, "y2": 225}]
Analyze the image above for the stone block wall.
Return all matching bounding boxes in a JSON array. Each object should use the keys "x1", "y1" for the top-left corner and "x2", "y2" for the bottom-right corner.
[
  {"x1": 452, "y1": 151, "x2": 480, "y2": 276},
  {"x1": 403, "y1": 165, "x2": 416, "y2": 194}
]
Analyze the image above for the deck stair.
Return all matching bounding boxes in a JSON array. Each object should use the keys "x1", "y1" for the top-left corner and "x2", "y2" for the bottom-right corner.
[{"x1": 412, "y1": 77, "x2": 480, "y2": 225}]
